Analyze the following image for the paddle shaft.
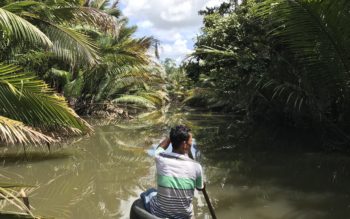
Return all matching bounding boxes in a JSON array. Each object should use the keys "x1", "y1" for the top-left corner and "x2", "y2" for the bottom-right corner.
[
  {"x1": 188, "y1": 147, "x2": 217, "y2": 218},
  {"x1": 202, "y1": 187, "x2": 217, "y2": 219}
]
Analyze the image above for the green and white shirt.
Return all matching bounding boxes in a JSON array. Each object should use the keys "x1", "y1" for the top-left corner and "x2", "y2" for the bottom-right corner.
[{"x1": 150, "y1": 147, "x2": 204, "y2": 219}]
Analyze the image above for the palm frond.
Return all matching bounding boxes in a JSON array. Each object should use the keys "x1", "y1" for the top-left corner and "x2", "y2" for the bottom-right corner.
[
  {"x1": 90, "y1": 0, "x2": 109, "y2": 9},
  {"x1": 138, "y1": 90, "x2": 169, "y2": 106},
  {"x1": 116, "y1": 24, "x2": 136, "y2": 41},
  {"x1": 1, "y1": 1, "x2": 45, "y2": 14},
  {"x1": 114, "y1": 67, "x2": 150, "y2": 83},
  {"x1": 193, "y1": 46, "x2": 237, "y2": 58},
  {"x1": 257, "y1": 77, "x2": 311, "y2": 111},
  {"x1": 104, "y1": 37, "x2": 154, "y2": 67},
  {"x1": 252, "y1": 0, "x2": 350, "y2": 118},
  {"x1": 0, "y1": 63, "x2": 91, "y2": 133},
  {"x1": 103, "y1": 64, "x2": 165, "y2": 99},
  {"x1": 0, "y1": 8, "x2": 52, "y2": 47},
  {"x1": 105, "y1": 7, "x2": 121, "y2": 18},
  {"x1": 52, "y1": 7, "x2": 119, "y2": 35},
  {"x1": 104, "y1": 53, "x2": 149, "y2": 69},
  {"x1": 112, "y1": 95, "x2": 156, "y2": 109},
  {"x1": 183, "y1": 87, "x2": 220, "y2": 107},
  {"x1": 0, "y1": 116, "x2": 56, "y2": 145},
  {"x1": 0, "y1": 186, "x2": 34, "y2": 217},
  {"x1": 257, "y1": 0, "x2": 350, "y2": 89},
  {"x1": 40, "y1": 21, "x2": 100, "y2": 66}
]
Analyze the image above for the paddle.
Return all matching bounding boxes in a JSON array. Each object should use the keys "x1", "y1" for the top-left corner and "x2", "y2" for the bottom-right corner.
[
  {"x1": 188, "y1": 150, "x2": 217, "y2": 219},
  {"x1": 202, "y1": 186, "x2": 217, "y2": 219}
]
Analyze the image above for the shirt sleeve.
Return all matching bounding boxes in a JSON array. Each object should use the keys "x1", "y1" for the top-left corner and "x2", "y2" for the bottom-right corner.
[
  {"x1": 155, "y1": 147, "x2": 165, "y2": 157},
  {"x1": 195, "y1": 164, "x2": 204, "y2": 190}
]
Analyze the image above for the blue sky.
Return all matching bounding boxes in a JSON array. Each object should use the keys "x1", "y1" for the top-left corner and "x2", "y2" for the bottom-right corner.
[{"x1": 119, "y1": 0, "x2": 228, "y2": 63}]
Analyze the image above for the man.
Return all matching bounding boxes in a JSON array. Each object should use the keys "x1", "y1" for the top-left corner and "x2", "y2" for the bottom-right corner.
[{"x1": 149, "y1": 125, "x2": 204, "y2": 219}]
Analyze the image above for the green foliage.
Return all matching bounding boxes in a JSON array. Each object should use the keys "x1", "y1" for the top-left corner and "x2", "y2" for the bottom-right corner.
[
  {"x1": 0, "y1": 63, "x2": 91, "y2": 139},
  {"x1": 162, "y1": 58, "x2": 191, "y2": 102},
  {"x1": 0, "y1": 0, "x2": 127, "y2": 144},
  {"x1": 0, "y1": 0, "x2": 119, "y2": 66},
  {"x1": 113, "y1": 95, "x2": 156, "y2": 109},
  {"x1": 0, "y1": 0, "x2": 167, "y2": 144},
  {"x1": 0, "y1": 116, "x2": 55, "y2": 145},
  {"x1": 187, "y1": 0, "x2": 350, "y2": 147},
  {"x1": 42, "y1": 23, "x2": 100, "y2": 66},
  {"x1": 186, "y1": 0, "x2": 267, "y2": 111},
  {"x1": 256, "y1": 0, "x2": 350, "y2": 112},
  {"x1": 78, "y1": 17, "x2": 168, "y2": 113},
  {"x1": 64, "y1": 73, "x2": 83, "y2": 98},
  {"x1": 0, "y1": 7, "x2": 52, "y2": 47},
  {"x1": 44, "y1": 68, "x2": 70, "y2": 92}
]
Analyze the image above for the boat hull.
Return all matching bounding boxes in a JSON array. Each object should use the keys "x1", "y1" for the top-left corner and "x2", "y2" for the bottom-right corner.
[{"x1": 130, "y1": 199, "x2": 163, "y2": 219}]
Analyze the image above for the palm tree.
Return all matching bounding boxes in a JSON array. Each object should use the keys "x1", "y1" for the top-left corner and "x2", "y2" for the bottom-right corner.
[
  {"x1": 255, "y1": 0, "x2": 350, "y2": 121},
  {"x1": 76, "y1": 11, "x2": 167, "y2": 113},
  {"x1": 0, "y1": 63, "x2": 91, "y2": 144},
  {"x1": 0, "y1": 0, "x2": 121, "y2": 144},
  {"x1": 191, "y1": 0, "x2": 350, "y2": 143},
  {"x1": 1, "y1": 0, "x2": 119, "y2": 66}
]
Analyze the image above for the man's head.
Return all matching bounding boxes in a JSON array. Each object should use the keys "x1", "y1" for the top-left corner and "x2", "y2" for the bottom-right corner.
[{"x1": 170, "y1": 125, "x2": 192, "y2": 154}]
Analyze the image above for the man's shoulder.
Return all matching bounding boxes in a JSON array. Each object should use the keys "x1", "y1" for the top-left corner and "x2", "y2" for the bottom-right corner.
[
  {"x1": 155, "y1": 147, "x2": 165, "y2": 156},
  {"x1": 157, "y1": 151, "x2": 202, "y2": 169}
]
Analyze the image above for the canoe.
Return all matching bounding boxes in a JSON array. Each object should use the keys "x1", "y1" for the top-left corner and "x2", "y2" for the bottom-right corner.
[{"x1": 129, "y1": 199, "x2": 163, "y2": 219}]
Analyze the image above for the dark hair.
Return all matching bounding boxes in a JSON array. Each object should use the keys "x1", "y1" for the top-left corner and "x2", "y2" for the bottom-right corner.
[{"x1": 170, "y1": 125, "x2": 191, "y2": 149}]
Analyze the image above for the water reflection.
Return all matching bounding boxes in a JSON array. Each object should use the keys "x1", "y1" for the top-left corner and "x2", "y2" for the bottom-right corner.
[
  {"x1": 196, "y1": 119, "x2": 350, "y2": 219},
  {"x1": 1, "y1": 110, "x2": 350, "y2": 218}
]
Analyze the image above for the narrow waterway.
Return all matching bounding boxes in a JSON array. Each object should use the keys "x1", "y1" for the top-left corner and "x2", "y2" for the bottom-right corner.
[{"x1": 1, "y1": 110, "x2": 350, "y2": 219}]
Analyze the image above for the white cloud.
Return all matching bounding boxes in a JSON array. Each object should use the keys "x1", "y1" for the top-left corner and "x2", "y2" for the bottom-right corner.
[
  {"x1": 137, "y1": 20, "x2": 154, "y2": 28},
  {"x1": 120, "y1": 0, "x2": 227, "y2": 62},
  {"x1": 121, "y1": 0, "x2": 207, "y2": 29},
  {"x1": 160, "y1": 37, "x2": 193, "y2": 63},
  {"x1": 160, "y1": 1, "x2": 193, "y2": 23},
  {"x1": 204, "y1": 0, "x2": 230, "y2": 8},
  {"x1": 122, "y1": 0, "x2": 149, "y2": 16}
]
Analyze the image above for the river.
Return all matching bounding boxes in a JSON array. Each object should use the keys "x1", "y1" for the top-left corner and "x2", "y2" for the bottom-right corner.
[{"x1": 1, "y1": 110, "x2": 350, "y2": 219}]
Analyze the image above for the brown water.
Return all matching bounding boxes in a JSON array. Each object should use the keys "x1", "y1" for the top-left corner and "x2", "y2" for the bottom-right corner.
[{"x1": 1, "y1": 110, "x2": 350, "y2": 219}]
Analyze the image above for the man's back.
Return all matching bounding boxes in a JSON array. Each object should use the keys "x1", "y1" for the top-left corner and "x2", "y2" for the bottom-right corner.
[{"x1": 150, "y1": 147, "x2": 203, "y2": 219}]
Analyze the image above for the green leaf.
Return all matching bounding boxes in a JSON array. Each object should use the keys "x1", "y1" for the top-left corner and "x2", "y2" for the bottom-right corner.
[
  {"x1": 112, "y1": 95, "x2": 156, "y2": 109},
  {"x1": 0, "y1": 8, "x2": 52, "y2": 47},
  {"x1": 0, "y1": 63, "x2": 92, "y2": 133}
]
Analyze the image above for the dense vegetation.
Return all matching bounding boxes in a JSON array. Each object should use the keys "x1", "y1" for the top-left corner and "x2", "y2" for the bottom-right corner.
[
  {"x1": 2, "y1": 0, "x2": 350, "y2": 217},
  {"x1": 0, "y1": 0, "x2": 168, "y2": 146},
  {"x1": 185, "y1": 0, "x2": 350, "y2": 150},
  {"x1": 2, "y1": 0, "x2": 349, "y2": 148},
  {"x1": 0, "y1": 1, "x2": 168, "y2": 216}
]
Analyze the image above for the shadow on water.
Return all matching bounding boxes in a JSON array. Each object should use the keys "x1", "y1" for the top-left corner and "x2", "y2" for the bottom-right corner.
[
  {"x1": 195, "y1": 119, "x2": 350, "y2": 219},
  {"x1": 0, "y1": 150, "x2": 72, "y2": 165}
]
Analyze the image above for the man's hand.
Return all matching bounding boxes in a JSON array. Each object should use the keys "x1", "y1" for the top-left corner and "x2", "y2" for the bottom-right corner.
[
  {"x1": 157, "y1": 137, "x2": 171, "y2": 150},
  {"x1": 196, "y1": 182, "x2": 206, "y2": 191}
]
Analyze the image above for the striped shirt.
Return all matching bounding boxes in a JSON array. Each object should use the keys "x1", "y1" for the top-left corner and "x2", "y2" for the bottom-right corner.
[{"x1": 150, "y1": 147, "x2": 204, "y2": 219}]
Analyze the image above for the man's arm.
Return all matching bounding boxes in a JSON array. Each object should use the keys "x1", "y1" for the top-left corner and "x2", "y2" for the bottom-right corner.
[
  {"x1": 195, "y1": 164, "x2": 205, "y2": 191},
  {"x1": 157, "y1": 137, "x2": 171, "y2": 150},
  {"x1": 196, "y1": 182, "x2": 206, "y2": 191}
]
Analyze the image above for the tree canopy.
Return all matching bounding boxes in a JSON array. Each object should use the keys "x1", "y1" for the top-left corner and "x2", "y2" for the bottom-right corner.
[{"x1": 186, "y1": 0, "x2": 350, "y2": 149}]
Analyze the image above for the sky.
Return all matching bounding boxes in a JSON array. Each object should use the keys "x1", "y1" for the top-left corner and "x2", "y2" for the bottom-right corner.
[{"x1": 119, "y1": 0, "x2": 228, "y2": 64}]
